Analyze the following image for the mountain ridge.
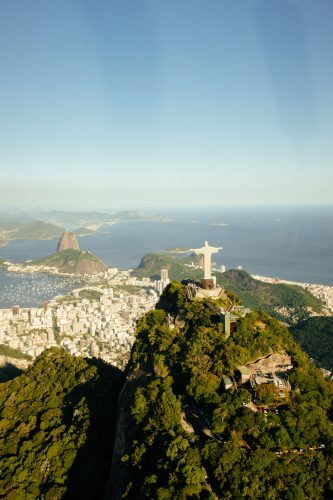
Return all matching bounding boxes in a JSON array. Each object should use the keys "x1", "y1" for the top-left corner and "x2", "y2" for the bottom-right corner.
[{"x1": 107, "y1": 281, "x2": 333, "y2": 498}]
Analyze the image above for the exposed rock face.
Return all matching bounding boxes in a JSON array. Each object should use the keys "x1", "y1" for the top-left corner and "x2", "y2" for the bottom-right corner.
[
  {"x1": 105, "y1": 371, "x2": 148, "y2": 498},
  {"x1": 57, "y1": 231, "x2": 80, "y2": 252}
]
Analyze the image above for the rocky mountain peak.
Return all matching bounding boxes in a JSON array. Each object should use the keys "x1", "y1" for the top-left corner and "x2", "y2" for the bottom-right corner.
[{"x1": 57, "y1": 231, "x2": 80, "y2": 252}]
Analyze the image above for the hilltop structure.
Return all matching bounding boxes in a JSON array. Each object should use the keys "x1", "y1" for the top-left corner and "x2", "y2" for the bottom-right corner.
[
  {"x1": 190, "y1": 241, "x2": 222, "y2": 289},
  {"x1": 57, "y1": 231, "x2": 80, "y2": 252}
]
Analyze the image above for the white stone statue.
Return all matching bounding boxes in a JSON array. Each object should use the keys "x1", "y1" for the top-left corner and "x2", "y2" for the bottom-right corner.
[{"x1": 190, "y1": 241, "x2": 222, "y2": 279}]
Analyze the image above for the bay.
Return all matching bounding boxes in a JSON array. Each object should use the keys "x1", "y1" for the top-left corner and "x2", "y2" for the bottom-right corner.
[
  {"x1": 0, "y1": 269, "x2": 82, "y2": 309},
  {"x1": 0, "y1": 206, "x2": 332, "y2": 308}
]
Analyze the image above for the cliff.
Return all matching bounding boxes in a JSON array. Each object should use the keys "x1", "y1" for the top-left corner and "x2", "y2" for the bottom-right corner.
[{"x1": 57, "y1": 230, "x2": 80, "y2": 252}]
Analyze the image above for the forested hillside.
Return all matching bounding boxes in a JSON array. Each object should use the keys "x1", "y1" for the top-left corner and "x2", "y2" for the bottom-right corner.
[
  {"x1": 1, "y1": 283, "x2": 332, "y2": 499},
  {"x1": 217, "y1": 270, "x2": 323, "y2": 322},
  {"x1": 108, "y1": 281, "x2": 333, "y2": 499},
  {"x1": 133, "y1": 253, "x2": 324, "y2": 322},
  {"x1": 291, "y1": 316, "x2": 333, "y2": 372},
  {"x1": 0, "y1": 348, "x2": 123, "y2": 499}
]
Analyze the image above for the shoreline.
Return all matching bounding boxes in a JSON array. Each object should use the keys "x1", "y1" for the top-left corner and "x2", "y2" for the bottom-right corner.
[
  {"x1": 1, "y1": 261, "x2": 333, "y2": 314},
  {"x1": 251, "y1": 274, "x2": 333, "y2": 314},
  {"x1": 252, "y1": 274, "x2": 315, "y2": 287}
]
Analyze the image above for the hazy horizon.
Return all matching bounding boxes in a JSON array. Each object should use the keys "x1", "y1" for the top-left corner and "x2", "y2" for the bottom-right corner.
[
  {"x1": 1, "y1": 202, "x2": 333, "y2": 214},
  {"x1": 1, "y1": 1, "x2": 332, "y2": 207}
]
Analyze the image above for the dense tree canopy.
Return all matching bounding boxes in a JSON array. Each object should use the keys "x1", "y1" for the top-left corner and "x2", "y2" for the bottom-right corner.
[
  {"x1": 290, "y1": 316, "x2": 333, "y2": 371},
  {"x1": 0, "y1": 348, "x2": 123, "y2": 499},
  {"x1": 117, "y1": 282, "x2": 333, "y2": 499}
]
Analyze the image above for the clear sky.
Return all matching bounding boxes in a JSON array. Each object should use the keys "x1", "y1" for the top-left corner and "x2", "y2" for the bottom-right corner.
[{"x1": 0, "y1": 0, "x2": 332, "y2": 209}]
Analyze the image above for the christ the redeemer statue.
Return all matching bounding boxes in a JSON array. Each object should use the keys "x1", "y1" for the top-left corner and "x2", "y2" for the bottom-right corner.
[{"x1": 190, "y1": 241, "x2": 222, "y2": 279}]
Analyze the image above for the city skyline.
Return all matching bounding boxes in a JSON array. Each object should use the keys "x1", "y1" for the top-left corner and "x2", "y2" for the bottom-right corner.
[{"x1": 1, "y1": 1, "x2": 333, "y2": 208}]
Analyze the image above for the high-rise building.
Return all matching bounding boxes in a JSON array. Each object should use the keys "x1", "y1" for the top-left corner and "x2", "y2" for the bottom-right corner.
[{"x1": 161, "y1": 268, "x2": 169, "y2": 281}]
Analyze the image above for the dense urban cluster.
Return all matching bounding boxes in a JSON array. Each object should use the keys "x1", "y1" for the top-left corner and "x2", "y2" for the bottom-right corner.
[{"x1": 0, "y1": 268, "x2": 170, "y2": 369}]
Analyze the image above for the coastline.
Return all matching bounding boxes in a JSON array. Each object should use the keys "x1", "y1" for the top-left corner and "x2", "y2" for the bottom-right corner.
[
  {"x1": 1, "y1": 256, "x2": 333, "y2": 315},
  {"x1": 251, "y1": 274, "x2": 333, "y2": 314}
]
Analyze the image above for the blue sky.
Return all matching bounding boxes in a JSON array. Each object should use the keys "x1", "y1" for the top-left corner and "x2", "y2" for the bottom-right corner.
[{"x1": 0, "y1": 0, "x2": 332, "y2": 209}]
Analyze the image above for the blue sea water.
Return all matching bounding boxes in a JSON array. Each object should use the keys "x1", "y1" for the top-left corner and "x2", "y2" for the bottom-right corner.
[
  {"x1": 0, "y1": 206, "x2": 332, "y2": 307},
  {"x1": 0, "y1": 270, "x2": 82, "y2": 309}
]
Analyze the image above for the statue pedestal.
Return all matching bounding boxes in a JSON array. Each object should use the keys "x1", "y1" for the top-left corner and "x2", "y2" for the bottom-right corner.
[
  {"x1": 195, "y1": 285, "x2": 226, "y2": 300},
  {"x1": 201, "y1": 278, "x2": 214, "y2": 289}
]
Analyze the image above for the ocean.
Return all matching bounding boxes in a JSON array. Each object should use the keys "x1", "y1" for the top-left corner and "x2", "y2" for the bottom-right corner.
[
  {"x1": 0, "y1": 270, "x2": 82, "y2": 309},
  {"x1": 0, "y1": 206, "x2": 332, "y2": 307}
]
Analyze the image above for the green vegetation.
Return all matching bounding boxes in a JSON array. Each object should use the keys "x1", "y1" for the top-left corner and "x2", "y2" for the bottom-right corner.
[
  {"x1": 56, "y1": 294, "x2": 77, "y2": 305},
  {"x1": 1, "y1": 272, "x2": 331, "y2": 498},
  {"x1": 0, "y1": 348, "x2": 123, "y2": 499},
  {"x1": 133, "y1": 252, "x2": 202, "y2": 281},
  {"x1": 290, "y1": 316, "x2": 333, "y2": 372},
  {"x1": 113, "y1": 282, "x2": 333, "y2": 499},
  {"x1": 0, "y1": 218, "x2": 60, "y2": 246},
  {"x1": 10, "y1": 221, "x2": 64, "y2": 240},
  {"x1": 254, "y1": 382, "x2": 287, "y2": 405},
  {"x1": 133, "y1": 254, "x2": 324, "y2": 322},
  {"x1": 78, "y1": 289, "x2": 103, "y2": 301},
  {"x1": 113, "y1": 285, "x2": 146, "y2": 294},
  {"x1": 0, "y1": 344, "x2": 32, "y2": 361},
  {"x1": 28, "y1": 249, "x2": 107, "y2": 275},
  {"x1": 217, "y1": 270, "x2": 324, "y2": 322}
]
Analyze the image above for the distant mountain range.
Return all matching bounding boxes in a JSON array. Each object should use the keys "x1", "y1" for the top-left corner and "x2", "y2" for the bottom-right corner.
[
  {"x1": 0, "y1": 209, "x2": 172, "y2": 245},
  {"x1": 31, "y1": 208, "x2": 172, "y2": 224}
]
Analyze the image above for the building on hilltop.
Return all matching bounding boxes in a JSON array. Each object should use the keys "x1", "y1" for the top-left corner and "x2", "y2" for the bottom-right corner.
[
  {"x1": 190, "y1": 241, "x2": 222, "y2": 289},
  {"x1": 160, "y1": 268, "x2": 169, "y2": 282}
]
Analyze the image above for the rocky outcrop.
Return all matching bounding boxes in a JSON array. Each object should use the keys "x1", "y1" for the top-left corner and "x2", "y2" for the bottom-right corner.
[
  {"x1": 57, "y1": 231, "x2": 80, "y2": 252},
  {"x1": 104, "y1": 369, "x2": 149, "y2": 499}
]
